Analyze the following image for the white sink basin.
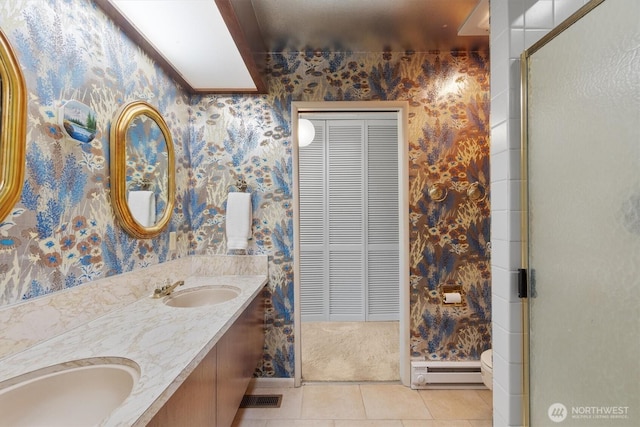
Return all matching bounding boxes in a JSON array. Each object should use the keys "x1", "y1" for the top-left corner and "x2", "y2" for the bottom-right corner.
[
  {"x1": 0, "y1": 358, "x2": 139, "y2": 426},
  {"x1": 164, "y1": 285, "x2": 241, "y2": 308}
]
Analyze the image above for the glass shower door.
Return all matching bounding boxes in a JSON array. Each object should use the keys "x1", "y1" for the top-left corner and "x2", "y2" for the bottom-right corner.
[{"x1": 523, "y1": 0, "x2": 639, "y2": 425}]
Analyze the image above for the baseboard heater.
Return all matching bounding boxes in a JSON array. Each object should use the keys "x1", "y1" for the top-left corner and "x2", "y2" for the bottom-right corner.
[{"x1": 410, "y1": 360, "x2": 483, "y2": 389}]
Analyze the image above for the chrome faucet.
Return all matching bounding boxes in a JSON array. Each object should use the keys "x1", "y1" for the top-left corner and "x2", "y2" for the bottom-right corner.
[{"x1": 153, "y1": 280, "x2": 184, "y2": 298}]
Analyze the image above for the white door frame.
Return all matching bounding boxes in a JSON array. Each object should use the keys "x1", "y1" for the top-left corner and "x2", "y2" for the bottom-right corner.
[{"x1": 292, "y1": 101, "x2": 410, "y2": 387}]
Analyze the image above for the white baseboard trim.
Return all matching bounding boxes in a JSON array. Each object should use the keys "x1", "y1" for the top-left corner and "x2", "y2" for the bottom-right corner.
[{"x1": 249, "y1": 377, "x2": 296, "y2": 389}]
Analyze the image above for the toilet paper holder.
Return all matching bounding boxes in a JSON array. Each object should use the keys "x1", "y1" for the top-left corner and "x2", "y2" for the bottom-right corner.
[{"x1": 439, "y1": 284, "x2": 465, "y2": 306}]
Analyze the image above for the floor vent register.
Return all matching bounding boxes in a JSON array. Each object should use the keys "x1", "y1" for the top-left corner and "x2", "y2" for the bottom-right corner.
[{"x1": 239, "y1": 394, "x2": 283, "y2": 409}]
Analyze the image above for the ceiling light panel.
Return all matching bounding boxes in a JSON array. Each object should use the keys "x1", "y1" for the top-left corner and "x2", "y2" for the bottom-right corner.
[
  {"x1": 458, "y1": 0, "x2": 490, "y2": 36},
  {"x1": 111, "y1": 0, "x2": 255, "y2": 91}
]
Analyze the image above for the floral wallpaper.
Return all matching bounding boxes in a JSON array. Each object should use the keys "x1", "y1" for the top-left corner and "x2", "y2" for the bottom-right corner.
[
  {"x1": 0, "y1": 0, "x2": 490, "y2": 380},
  {"x1": 190, "y1": 50, "x2": 491, "y2": 376},
  {"x1": 0, "y1": 0, "x2": 191, "y2": 304}
]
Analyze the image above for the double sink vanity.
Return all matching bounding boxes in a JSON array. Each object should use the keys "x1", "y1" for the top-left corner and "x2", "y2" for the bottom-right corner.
[{"x1": 0, "y1": 255, "x2": 268, "y2": 426}]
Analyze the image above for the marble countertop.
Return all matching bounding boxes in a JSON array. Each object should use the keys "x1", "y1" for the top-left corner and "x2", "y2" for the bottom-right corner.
[{"x1": 0, "y1": 274, "x2": 268, "y2": 426}]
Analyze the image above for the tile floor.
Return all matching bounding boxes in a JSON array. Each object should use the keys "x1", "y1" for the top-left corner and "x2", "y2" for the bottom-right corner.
[{"x1": 232, "y1": 383, "x2": 493, "y2": 427}]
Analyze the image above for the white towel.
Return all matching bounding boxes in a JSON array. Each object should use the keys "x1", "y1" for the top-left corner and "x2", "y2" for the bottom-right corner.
[
  {"x1": 127, "y1": 191, "x2": 156, "y2": 227},
  {"x1": 226, "y1": 192, "x2": 252, "y2": 250}
]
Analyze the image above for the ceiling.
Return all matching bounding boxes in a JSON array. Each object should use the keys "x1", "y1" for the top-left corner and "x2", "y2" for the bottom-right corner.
[
  {"x1": 96, "y1": 0, "x2": 489, "y2": 94},
  {"x1": 251, "y1": 0, "x2": 489, "y2": 53}
]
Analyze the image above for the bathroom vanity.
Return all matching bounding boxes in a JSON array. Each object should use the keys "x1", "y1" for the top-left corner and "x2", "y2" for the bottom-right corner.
[
  {"x1": 0, "y1": 256, "x2": 268, "y2": 426},
  {"x1": 148, "y1": 289, "x2": 265, "y2": 426}
]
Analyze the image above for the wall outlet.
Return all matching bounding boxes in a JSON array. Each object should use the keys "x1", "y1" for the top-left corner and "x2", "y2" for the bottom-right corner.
[{"x1": 169, "y1": 232, "x2": 177, "y2": 250}]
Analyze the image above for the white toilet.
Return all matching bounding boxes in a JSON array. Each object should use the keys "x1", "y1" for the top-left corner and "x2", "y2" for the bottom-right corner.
[{"x1": 480, "y1": 349, "x2": 493, "y2": 390}]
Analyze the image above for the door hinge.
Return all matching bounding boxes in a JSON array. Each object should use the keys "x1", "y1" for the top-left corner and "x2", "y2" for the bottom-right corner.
[{"x1": 518, "y1": 268, "x2": 527, "y2": 298}]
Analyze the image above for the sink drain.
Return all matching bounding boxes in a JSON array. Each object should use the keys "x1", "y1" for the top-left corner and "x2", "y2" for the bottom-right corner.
[{"x1": 239, "y1": 394, "x2": 282, "y2": 408}]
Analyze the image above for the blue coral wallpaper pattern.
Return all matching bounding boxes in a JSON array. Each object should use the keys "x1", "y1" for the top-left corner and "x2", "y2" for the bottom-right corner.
[
  {"x1": 0, "y1": 0, "x2": 490, "y2": 379},
  {"x1": 0, "y1": 0, "x2": 191, "y2": 304}
]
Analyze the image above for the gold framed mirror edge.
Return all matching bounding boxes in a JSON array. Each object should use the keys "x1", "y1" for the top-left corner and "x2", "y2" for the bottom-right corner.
[
  {"x1": 0, "y1": 29, "x2": 28, "y2": 222},
  {"x1": 110, "y1": 100, "x2": 176, "y2": 239}
]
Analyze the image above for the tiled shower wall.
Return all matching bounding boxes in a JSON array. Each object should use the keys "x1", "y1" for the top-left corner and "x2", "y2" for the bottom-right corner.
[
  {"x1": 489, "y1": 0, "x2": 589, "y2": 425},
  {"x1": 1, "y1": 0, "x2": 491, "y2": 379}
]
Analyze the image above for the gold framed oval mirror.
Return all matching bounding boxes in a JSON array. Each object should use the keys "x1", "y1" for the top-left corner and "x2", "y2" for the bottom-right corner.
[
  {"x1": 110, "y1": 101, "x2": 175, "y2": 239},
  {"x1": 0, "y1": 29, "x2": 27, "y2": 222}
]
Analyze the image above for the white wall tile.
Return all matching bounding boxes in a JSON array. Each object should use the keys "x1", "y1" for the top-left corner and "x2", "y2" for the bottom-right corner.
[
  {"x1": 493, "y1": 409, "x2": 508, "y2": 427},
  {"x1": 488, "y1": 265, "x2": 503, "y2": 291},
  {"x1": 493, "y1": 353, "x2": 523, "y2": 408},
  {"x1": 490, "y1": 239, "x2": 521, "y2": 272},
  {"x1": 492, "y1": 294, "x2": 524, "y2": 334},
  {"x1": 491, "y1": 210, "x2": 508, "y2": 241},
  {"x1": 493, "y1": 323, "x2": 523, "y2": 364},
  {"x1": 508, "y1": 149, "x2": 522, "y2": 180},
  {"x1": 508, "y1": 180, "x2": 522, "y2": 212},
  {"x1": 492, "y1": 381, "x2": 524, "y2": 426},
  {"x1": 509, "y1": 28, "x2": 525, "y2": 58},
  {"x1": 490, "y1": 120, "x2": 508, "y2": 155},
  {"x1": 491, "y1": 150, "x2": 509, "y2": 182},
  {"x1": 493, "y1": 26, "x2": 510, "y2": 65},
  {"x1": 554, "y1": 0, "x2": 587, "y2": 26},
  {"x1": 490, "y1": 42, "x2": 510, "y2": 94},
  {"x1": 508, "y1": 59, "x2": 522, "y2": 97},
  {"x1": 508, "y1": 243, "x2": 523, "y2": 269},
  {"x1": 507, "y1": 118, "x2": 522, "y2": 149},
  {"x1": 490, "y1": 236, "x2": 509, "y2": 270},
  {"x1": 492, "y1": 292, "x2": 507, "y2": 330},
  {"x1": 524, "y1": 28, "x2": 551, "y2": 49},
  {"x1": 509, "y1": 0, "x2": 526, "y2": 28},
  {"x1": 509, "y1": 89, "x2": 521, "y2": 122},
  {"x1": 491, "y1": 180, "x2": 507, "y2": 210},
  {"x1": 492, "y1": 381, "x2": 509, "y2": 422},
  {"x1": 509, "y1": 209, "x2": 523, "y2": 242},
  {"x1": 490, "y1": 0, "x2": 510, "y2": 36},
  {"x1": 491, "y1": 87, "x2": 508, "y2": 125},
  {"x1": 491, "y1": 265, "x2": 519, "y2": 302},
  {"x1": 509, "y1": 301, "x2": 524, "y2": 335},
  {"x1": 524, "y1": 0, "x2": 554, "y2": 28},
  {"x1": 492, "y1": 334, "x2": 508, "y2": 377}
]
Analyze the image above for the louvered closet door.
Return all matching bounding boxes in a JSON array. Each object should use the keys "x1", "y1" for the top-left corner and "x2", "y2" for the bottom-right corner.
[
  {"x1": 299, "y1": 121, "x2": 327, "y2": 321},
  {"x1": 327, "y1": 120, "x2": 365, "y2": 321},
  {"x1": 299, "y1": 116, "x2": 398, "y2": 322},
  {"x1": 366, "y1": 120, "x2": 399, "y2": 321}
]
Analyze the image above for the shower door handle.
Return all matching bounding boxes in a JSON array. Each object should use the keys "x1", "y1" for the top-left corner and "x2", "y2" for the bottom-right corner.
[{"x1": 518, "y1": 268, "x2": 527, "y2": 298}]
